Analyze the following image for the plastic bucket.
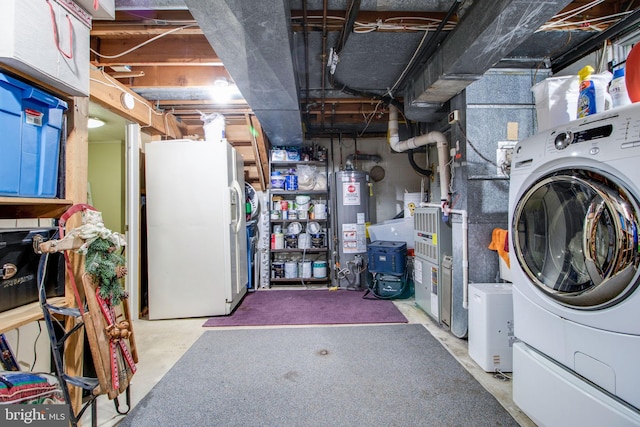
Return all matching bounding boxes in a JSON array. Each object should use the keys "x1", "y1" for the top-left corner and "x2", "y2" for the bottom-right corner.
[
  {"x1": 298, "y1": 261, "x2": 312, "y2": 278},
  {"x1": 285, "y1": 234, "x2": 298, "y2": 248},
  {"x1": 298, "y1": 233, "x2": 311, "y2": 249},
  {"x1": 285, "y1": 175, "x2": 298, "y2": 191},
  {"x1": 284, "y1": 261, "x2": 297, "y2": 278},
  {"x1": 313, "y1": 203, "x2": 327, "y2": 219},
  {"x1": 313, "y1": 260, "x2": 327, "y2": 278},
  {"x1": 311, "y1": 233, "x2": 324, "y2": 248},
  {"x1": 272, "y1": 262, "x2": 284, "y2": 278},
  {"x1": 271, "y1": 174, "x2": 285, "y2": 189},
  {"x1": 271, "y1": 233, "x2": 284, "y2": 249},
  {"x1": 295, "y1": 195, "x2": 311, "y2": 209}
]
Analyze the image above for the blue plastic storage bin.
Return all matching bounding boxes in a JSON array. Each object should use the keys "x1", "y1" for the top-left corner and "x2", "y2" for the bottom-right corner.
[
  {"x1": 0, "y1": 72, "x2": 67, "y2": 198},
  {"x1": 367, "y1": 241, "x2": 407, "y2": 275}
]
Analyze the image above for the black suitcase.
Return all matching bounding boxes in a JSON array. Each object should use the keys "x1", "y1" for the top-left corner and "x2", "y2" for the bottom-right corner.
[{"x1": 0, "y1": 228, "x2": 65, "y2": 313}]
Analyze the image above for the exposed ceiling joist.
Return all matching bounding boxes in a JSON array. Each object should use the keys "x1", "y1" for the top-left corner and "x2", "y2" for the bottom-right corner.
[{"x1": 93, "y1": 0, "x2": 636, "y2": 145}]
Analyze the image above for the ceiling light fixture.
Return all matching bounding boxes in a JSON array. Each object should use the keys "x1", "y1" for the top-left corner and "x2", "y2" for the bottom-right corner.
[
  {"x1": 88, "y1": 117, "x2": 106, "y2": 129},
  {"x1": 121, "y1": 92, "x2": 136, "y2": 110},
  {"x1": 214, "y1": 77, "x2": 229, "y2": 88},
  {"x1": 209, "y1": 77, "x2": 242, "y2": 104}
]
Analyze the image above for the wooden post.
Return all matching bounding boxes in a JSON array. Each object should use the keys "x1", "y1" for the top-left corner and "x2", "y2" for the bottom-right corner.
[{"x1": 64, "y1": 96, "x2": 89, "y2": 413}]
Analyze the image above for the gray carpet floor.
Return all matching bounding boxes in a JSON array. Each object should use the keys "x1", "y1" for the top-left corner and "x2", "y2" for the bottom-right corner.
[{"x1": 119, "y1": 324, "x2": 517, "y2": 427}]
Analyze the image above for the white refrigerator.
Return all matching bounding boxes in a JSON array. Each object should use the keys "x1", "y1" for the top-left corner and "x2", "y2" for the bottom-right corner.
[{"x1": 145, "y1": 140, "x2": 248, "y2": 319}]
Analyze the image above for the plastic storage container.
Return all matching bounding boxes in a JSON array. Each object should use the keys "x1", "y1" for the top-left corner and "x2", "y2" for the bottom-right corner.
[
  {"x1": 0, "y1": 72, "x2": 67, "y2": 198},
  {"x1": 531, "y1": 75, "x2": 579, "y2": 131},
  {"x1": 367, "y1": 241, "x2": 407, "y2": 275},
  {"x1": 367, "y1": 217, "x2": 415, "y2": 249}
]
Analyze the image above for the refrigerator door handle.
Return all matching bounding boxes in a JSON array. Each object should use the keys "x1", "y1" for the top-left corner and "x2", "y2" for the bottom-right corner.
[{"x1": 231, "y1": 180, "x2": 244, "y2": 234}]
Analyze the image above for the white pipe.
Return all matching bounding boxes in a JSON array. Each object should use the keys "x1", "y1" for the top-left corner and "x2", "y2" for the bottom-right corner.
[
  {"x1": 421, "y1": 203, "x2": 469, "y2": 310},
  {"x1": 388, "y1": 105, "x2": 450, "y2": 203}
]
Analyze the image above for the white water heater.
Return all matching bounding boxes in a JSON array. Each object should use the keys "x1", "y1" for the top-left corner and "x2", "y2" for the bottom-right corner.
[{"x1": 334, "y1": 170, "x2": 370, "y2": 288}]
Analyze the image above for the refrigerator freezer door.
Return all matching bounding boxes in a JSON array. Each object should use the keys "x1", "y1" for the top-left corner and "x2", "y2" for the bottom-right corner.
[
  {"x1": 145, "y1": 140, "x2": 246, "y2": 319},
  {"x1": 226, "y1": 143, "x2": 248, "y2": 312}
]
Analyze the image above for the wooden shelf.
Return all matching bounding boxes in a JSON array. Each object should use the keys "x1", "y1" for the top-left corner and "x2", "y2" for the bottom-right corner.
[
  {"x1": 0, "y1": 297, "x2": 67, "y2": 334},
  {"x1": 0, "y1": 197, "x2": 73, "y2": 219}
]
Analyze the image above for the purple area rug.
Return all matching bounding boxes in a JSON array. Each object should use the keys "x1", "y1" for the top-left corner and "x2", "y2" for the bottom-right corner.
[{"x1": 202, "y1": 289, "x2": 408, "y2": 327}]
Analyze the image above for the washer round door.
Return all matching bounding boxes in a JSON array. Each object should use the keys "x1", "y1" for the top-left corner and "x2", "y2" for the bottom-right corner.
[{"x1": 512, "y1": 168, "x2": 640, "y2": 309}]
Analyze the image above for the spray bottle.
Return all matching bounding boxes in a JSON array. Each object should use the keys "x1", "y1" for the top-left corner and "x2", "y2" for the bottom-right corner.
[
  {"x1": 577, "y1": 66, "x2": 596, "y2": 118},
  {"x1": 577, "y1": 66, "x2": 613, "y2": 118}
]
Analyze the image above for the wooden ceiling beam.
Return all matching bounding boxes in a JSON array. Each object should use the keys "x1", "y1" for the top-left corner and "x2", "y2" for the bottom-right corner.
[
  {"x1": 91, "y1": 25, "x2": 203, "y2": 37},
  {"x1": 91, "y1": 35, "x2": 218, "y2": 67},
  {"x1": 89, "y1": 67, "x2": 181, "y2": 138},
  {"x1": 111, "y1": 66, "x2": 233, "y2": 87},
  {"x1": 111, "y1": 10, "x2": 196, "y2": 23}
]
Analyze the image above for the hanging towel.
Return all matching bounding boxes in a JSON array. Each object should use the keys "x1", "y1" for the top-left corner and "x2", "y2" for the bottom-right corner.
[{"x1": 488, "y1": 228, "x2": 510, "y2": 268}]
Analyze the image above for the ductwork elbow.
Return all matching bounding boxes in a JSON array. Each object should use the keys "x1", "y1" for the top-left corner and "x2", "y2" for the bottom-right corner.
[{"x1": 387, "y1": 104, "x2": 451, "y2": 207}]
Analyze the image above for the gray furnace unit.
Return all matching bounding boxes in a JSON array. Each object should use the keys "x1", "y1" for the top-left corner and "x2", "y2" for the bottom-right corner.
[{"x1": 413, "y1": 207, "x2": 452, "y2": 327}]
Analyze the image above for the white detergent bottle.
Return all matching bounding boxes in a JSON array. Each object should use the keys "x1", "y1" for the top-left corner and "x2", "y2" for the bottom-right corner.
[{"x1": 610, "y1": 68, "x2": 632, "y2": 108}]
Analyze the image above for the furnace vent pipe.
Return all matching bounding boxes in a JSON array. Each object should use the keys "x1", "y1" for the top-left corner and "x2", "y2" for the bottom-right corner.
[{"x1": 388, "y1": 105, "x2": 450, "y2": 205}]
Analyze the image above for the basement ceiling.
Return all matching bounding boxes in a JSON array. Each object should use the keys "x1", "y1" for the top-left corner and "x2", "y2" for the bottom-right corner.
[{"x1": 91, "y1": 0, "x2": 639, "y2": 148}]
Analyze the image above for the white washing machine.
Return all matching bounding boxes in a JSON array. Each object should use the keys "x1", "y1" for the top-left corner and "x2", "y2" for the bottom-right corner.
[{"x1": 508, "y1": 103, "x2": 640, "y2": 426}]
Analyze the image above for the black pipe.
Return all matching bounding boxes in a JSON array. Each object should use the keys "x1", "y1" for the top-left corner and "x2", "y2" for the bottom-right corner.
[
  {"x1": 334, "y1": 0, "x2": 361, "y2": 57},
  {"x1": 329, "y1": 0, "x2": 361, "y2": 89},
  {"x1": 302, "y1": 0, "x2": 310, "y2": 128},
  {"x1": 408, "y1": 149, "x2": 432, "y2": 177},
  {"x1": 321, "y1": 0, "x2": 328, "y2": 130},
  {"x1": 346, "y1": 153, "x2": 382, "y2": 163},
  {"x1": 330, "y1": 76, "x2": 404, "y2": 110},
  {"x1": 325, "y1": 0, "x2": 403, "y2": 111}
]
